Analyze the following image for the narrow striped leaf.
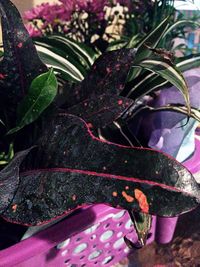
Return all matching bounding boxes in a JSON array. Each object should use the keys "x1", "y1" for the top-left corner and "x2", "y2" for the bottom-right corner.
[
  {"x1": 35, "y1": 35, "x2": 96, "y2": 70},
  {"x1": 36, "y1": 44, "x2": 85, "y2": 82},
  {"x1": 146, "y1": 104, "x2": 200, "y2": 122},
  {"x1": 125, "y1": 54, "x2": 200, "y2": 101},
  {"x1": 49, "y1": 35, "x2": 96, "y2": 67},
  {"x1": 162, "y1": 20, "x2": 200, "y2": 39},
  {"x1": 176, "y1": 53, "x2": 200, "y2": 72},
  {"x1": 135, "y1": 59, "x2": 190, "y2": 113},
  {"x1": 127, "y1": 16, "x2": 170, "y2": 80},
  {"x1": 35, "y1": 41, "x2": 88, "y2": 77}
]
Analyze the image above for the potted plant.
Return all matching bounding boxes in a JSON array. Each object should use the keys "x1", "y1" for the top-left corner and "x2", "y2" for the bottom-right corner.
[{"x1": 0, "y1": 0, "x2": 200, "y2": 266}]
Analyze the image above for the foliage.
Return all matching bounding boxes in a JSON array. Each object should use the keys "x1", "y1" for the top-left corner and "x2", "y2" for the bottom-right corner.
[{"x1": 0, "y1": 0, "x2": 200, "y2": 248}]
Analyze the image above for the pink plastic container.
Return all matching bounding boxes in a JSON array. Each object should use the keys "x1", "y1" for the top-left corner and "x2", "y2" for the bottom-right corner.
[{"x1": 0, "y1": 139, "x2": 199, "y2": 267}]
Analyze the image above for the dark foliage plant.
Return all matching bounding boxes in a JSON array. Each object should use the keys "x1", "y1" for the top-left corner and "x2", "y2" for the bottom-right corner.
[{"x1": 0, "y1": 0, "x2": 200, "y2": 248}]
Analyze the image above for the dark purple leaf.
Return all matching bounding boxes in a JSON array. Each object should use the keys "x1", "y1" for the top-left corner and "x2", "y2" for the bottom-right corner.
[
  {"x1": 0, "y1": 0, "x2": 47, "y2": 126},
  {"x1": 66, "y1": 94, "x2": 133, "y2": 128},
  {"x1": 2, "y1": 114, "x2": 200, "y2": 225},
  {"x1": 64, "y1": 48, "x2": 137, "y2": 108},
  {"x1": 0, "y1": 148, "x2": 32, "y2": 214}
]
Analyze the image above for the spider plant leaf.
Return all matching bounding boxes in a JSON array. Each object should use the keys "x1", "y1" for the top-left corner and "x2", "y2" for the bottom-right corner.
[
  {"x1": 35, "y1": 44, "x2": 85, "y2": 82},
  {"x1": 0, "y1": 0, "x2": 47, "y2": 127},
  {"x1": 162, "y1": 20, "x2": 200, "y2": 39},
  {"x1": 42, "y1": 35, "x2": 96, "y2": 68},
  {"x1": 2, "y1": 114, "x2": 200, "y2": 225},
  {"x1": 7, "y1": 69, "x2": 58, "y2": 134},
  {"x1": 135, "y1": 58, "x2": 190, "y2": 113},
  {"x1": 125, "y1": 54, "x2": 200, "y2": 101},
  {"x1": 176, "y1": 53, "x2": 200, "y2": 73},
  {"x1": 145, "y1": 104, "x2": 200, "y2": 123},
  {"x1": 127, "y1": 16, "x2": 169, "y2": 81}
]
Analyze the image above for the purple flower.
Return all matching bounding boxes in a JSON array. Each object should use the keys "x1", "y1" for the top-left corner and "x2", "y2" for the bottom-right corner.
[
  {"x1": 25, "y1": 24, "x2": 42, "y2": 37},
  {"x1": 24, "y1": 3, "x2": 51, "y2": 20}
]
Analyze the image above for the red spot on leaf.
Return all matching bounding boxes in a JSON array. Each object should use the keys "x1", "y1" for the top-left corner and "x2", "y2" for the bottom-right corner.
[
  {"x1": 106, "y1": 67, "x2": 112, "y2": 74},
  {"x1": 118, "y1": 100, "x2": 123, "y2": 105},
  {"x1": 134, "y1": 189, "x2": 149, "y2": 213},
  {"x1": 116, "y1": 64, "x2": 121, "y2": 71},
  {"x1": 12, "y1": 204, "x2": 18, "y2": 213},
  {"x1": 72, "y1": 195, "x2": 77, "y2": 201},
  {"x1": 87, "y1": 123, "x2": 93, "y2": 128},
  {"x1": 0, "y1": 73, "x2": 7, "y2": 80},
  {"x1": 17, "y1": 42, "x2": 23, "y2": 48},
  {"x1": 122, "y1": 191, "x2": 134, "y2": 203},
  {"x1": 112, "y1": 191, "x2": 118, "y2": 197}
]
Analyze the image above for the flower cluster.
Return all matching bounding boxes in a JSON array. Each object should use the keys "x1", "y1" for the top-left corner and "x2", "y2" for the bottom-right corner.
[{"x1": 24, "y1": 0, "x2": 133, "y2": 48}]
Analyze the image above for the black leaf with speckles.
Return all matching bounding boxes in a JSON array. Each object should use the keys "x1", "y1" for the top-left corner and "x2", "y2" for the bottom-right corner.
[
  {"x1": 0, "y1": 148, "x2": 32, "y2": 214},
  {"x1": 0, "y1": 0, "x2": 47, "y2": 127},
  {"x1": 67, "y1": 94, "x2": 133, "y2": 128},
  {"x1": 64, "y1": 48, "x2": 137, "y2": 108},
  {"x1": 1, "y1": 114, "x2": 200, "y2": 226}
]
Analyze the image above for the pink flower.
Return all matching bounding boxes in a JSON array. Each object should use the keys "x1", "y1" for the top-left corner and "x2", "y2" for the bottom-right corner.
[
  {"x1": 24, "y1": 3, "x2": 51, "y2": 20},
  {"x1": 24, "y1": 2, "x2": 73, "y2": 25},
  {"x1": 25, "y1": 24, "x2": 42, "y2": 37}
]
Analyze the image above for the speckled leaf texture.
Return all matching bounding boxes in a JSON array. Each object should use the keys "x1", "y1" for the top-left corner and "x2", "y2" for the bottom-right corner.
[
  {"x1": 64, "y1": 48, "x2": 137, "y2": 108},
  {"x1": 0, "y1": 0, "x2": 47, "y2": 126},
  {"x1": 2, "y1": 114, "x2": 200, "y2": 226},
  {"x1": 67, "y1": 94, "x2": 133, "y2": 128}
]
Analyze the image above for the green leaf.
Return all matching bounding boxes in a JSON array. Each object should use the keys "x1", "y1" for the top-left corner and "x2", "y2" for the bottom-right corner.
[
  {"x1": 8, "y1": 69, "x2": 58, "y2": 134},
  {"x1": 128, "y1": 211, "x2": 152, "y2": 247},
  {"x1": 135, "y1": 58, "x2": 190, "y2": 113}
]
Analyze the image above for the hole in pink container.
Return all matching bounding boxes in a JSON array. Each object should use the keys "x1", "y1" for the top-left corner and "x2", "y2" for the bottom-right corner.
[
  {"x1": 57, "y1": 238, "x2": 70, "y2": 249},
  {"x1": 113, "y1": 238, "x2": 124, "y2": 249},
  {"x1": 104, "y1": 223, "x2": 110, "y2": 229},
  {"x1": 73, "y1": 243, "x2": 88, "y2": 254},
  {"x1": 113, "y1": 211, "x2": 125, "y2": 220},
  {"x1": 102, "y1": 256, "x2": 114, "y2": 265},
  {"x1": 64, "y1": 259, "x2": 70, "y2": 264},
  {"x1": 84, "y1": 223, "x2": 100, "y2": 234},
  {"x1": 61, "y1": 250, "x2": 68, "y2": 256},
  {"x1": 125, "y1": 219, "x2": 133, "y2": 229},
  {"x1": 90, "y1": 234, "x2": 96, "y2": 240},
  {"x1": 117, "y1": 232, "x2": 123, "y2": 238},
  {"x1": 76, "y1": 237, "x2": 82, "y2": 242},
  {"x1": 88, "y1": 250, "x2": 102, "y2": 260},
  {"x1": 100, "y1": 230, "x2": 114, "y2": 242},
  {"x1": 80, "y1": 255, "x2": 85, "y2": 260},
  {"x1": 117, "y1": 222, "x2": 123, "y2": 227}
]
